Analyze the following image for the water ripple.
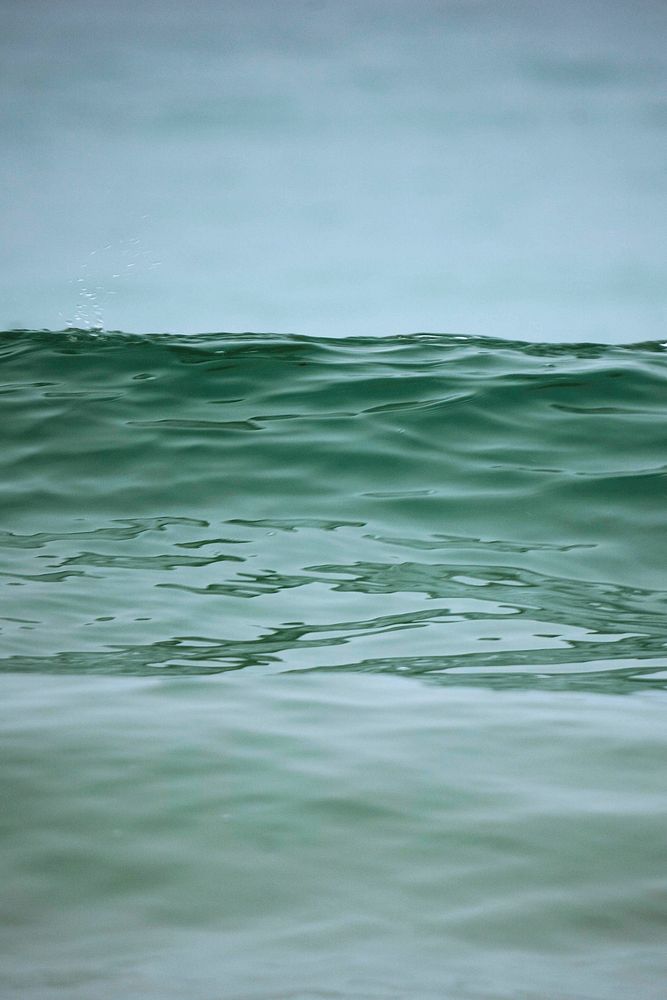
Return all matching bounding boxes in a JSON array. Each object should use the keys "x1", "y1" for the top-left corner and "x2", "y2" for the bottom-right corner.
[{"x1": 1, "y1": 330, "x2": 665, "y2": 690}]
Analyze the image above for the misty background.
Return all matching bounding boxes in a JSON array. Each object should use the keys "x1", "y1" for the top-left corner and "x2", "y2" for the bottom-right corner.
[{"x1": 1, "y1": 0, "x2": 665, "y2": 340}]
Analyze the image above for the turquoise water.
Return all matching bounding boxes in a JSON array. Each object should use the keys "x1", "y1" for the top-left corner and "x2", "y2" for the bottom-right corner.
[
  {"x1": 2, "y1": 330, "x2": 667, "y2": 687},
  {"x1": 3, "y1": 1, "x2": 667, "y2": 994},
  {"x1": 1, "y1": 329, "x2": 666, "y2": 997},
  {"x1": 1, "y1": 0, "x2": 666, "y2": 340}
]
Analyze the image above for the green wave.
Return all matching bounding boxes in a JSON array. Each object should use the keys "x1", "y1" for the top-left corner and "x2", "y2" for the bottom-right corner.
[{"x1": 1, "y1": 329, "x2": 666, "y2": 689}]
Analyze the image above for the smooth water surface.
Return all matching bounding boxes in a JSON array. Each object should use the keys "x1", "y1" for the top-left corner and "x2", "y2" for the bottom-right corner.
[
  {"x1": 1, "y1": 330, "x2": 666, "y2": 997},
  {"x1": 2, "y1": 672, "x2": 666, "y2": 1000},
  {"x1": 1, "y1": 0, "x2": 666, "y2": 339}
]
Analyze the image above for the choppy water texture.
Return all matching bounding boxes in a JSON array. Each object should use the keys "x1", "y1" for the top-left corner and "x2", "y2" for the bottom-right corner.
[
  {"x1": 2, "y1": 329, "x2": 666, "y2": 689},
  {"x1": 1, "y1": 330, "x2": 667, "y2": 999}
]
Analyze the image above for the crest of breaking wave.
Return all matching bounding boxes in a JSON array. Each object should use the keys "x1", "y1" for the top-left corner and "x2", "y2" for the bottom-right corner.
[{"x1": 1, "y1": 328, "x2": 666, "y2": 692}]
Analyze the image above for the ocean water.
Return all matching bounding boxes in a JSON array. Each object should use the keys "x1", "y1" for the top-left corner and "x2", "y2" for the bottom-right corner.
[
  {"x1": 1, "y1": 329, "x2": 666, "y2": 998},
  {"x1": 1, "y1": 0, "x2": 666, "y2": 339},
  {"x1": 3, "y1": 0, "x2": 667, "y2": 996}
]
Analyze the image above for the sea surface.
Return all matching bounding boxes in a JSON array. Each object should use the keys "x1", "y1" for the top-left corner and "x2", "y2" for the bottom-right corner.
[
  {"x1": 1, "y1": 329, "x2": 666, "y2": 998},
  {"x1": 1, "y1": 0, "x2": 666, "y2": 340},
  {"x1": 2, "y1": 1, "x2": 667, "y2": 995}
]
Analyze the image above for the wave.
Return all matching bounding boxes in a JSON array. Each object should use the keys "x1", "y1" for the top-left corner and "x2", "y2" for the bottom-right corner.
[{"x1": 1, "y1": 329, "x2": 666, "y2": 690}]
